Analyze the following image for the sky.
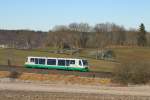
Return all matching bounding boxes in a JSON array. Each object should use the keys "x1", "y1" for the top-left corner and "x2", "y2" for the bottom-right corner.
[{"x1": 0, "y1": 0, "x2": 150, "y2": 31}]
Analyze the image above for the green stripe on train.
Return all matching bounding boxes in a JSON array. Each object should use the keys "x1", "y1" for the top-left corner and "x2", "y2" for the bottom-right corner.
[{"x1": 24, "y1": 64, "x2": 89, "y2": 72}]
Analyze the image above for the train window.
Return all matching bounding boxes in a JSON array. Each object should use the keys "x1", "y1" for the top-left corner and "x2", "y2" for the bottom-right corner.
[
  {"x1": 82, "y1": 60, "x2": 88, "y2": 66},
  {"x1": 70, "y1": 60, "x2": 75, "y2": 64},
  {"x1": 66, "y1": 60, "x2": 70, "y2": 66},
  {"x1": 79, "y1": 60, "x2": 82, "y2": 66},
  {"x1": 35, "y1": 58, "x2": 38, "y2": 64},
  {"x1": 30, "y1": 58, "x2": 34, "y2": 62},
  {"x1": 58, "y1": 60, "x2": 65, "y2": 66},
  {"x1": 39, "y1": 59, "x2": 45, "y2": 65},
  {"x1": 47, "y1": 59, "x2": 56, "y2": 65}
]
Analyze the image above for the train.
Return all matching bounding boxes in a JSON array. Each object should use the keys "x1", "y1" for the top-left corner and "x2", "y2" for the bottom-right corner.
[{"x1": 24, "y1": 56, "x2": 89, "y2": 72}]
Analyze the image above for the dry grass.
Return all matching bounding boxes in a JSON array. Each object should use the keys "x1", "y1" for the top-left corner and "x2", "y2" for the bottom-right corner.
[
  {"x1": 0, "y1": 71, "x2": 10, "y2": 78},
  {"x1": 0, "y1": 71, "x2": 111, "y2": 85},
  {"x1": 19, "y1": 72, "x2": 111, "y2": 85},
  {"x1": 114, "y1": 47, "x2": 150, "y2": 62}
]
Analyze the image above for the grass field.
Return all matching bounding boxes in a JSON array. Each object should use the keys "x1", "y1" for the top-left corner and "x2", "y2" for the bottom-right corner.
[{"x1": 0, "y1": 47, "x2": 150, "y2": 72}]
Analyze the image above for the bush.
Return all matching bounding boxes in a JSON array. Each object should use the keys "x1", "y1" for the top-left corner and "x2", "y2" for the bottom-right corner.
[
  {"x1": 9, "y1": 70, "x2": 21, "y2": 79},
  {"x1": 88, "y1": 49, "x2": 116, "y2": 60},
  {"x1": 114, "y1": 61, "x2": 150, "y2": 84},
  {"x1": 103, "y1": 49, "x2": 116, "y2": 59}
]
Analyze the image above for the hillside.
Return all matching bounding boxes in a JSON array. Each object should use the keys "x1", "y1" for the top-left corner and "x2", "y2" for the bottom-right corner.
[{"x1": 0, "y1": 47, "x2": 150, "y2": 72}]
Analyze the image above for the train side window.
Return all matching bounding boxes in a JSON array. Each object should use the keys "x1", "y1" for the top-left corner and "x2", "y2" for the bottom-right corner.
[
  {"x1": 47, "y1": 59, "x2": 56, "y2": 65},
  {"x1": 39, "y1": 59, "x2": 45, "y2": 65},
  {"x1": 30, "y1": 58, "x2": 35, "y2": 62},
  {"x1": 35, "y1": 58, "x2": 38, "y2": 64},
  {"x1": 82, "y1": 60, "x2": 88, "y2": 66},
  {"x1": 58, "y1": 60, "x2": 65, "y2": 66},
  {"x1": 70, "y1": 60, "x2": 75, "y2": 64},
  {"x1": 79, "y1": 60, "x2": 82, "y2": 66},
  {"x1": 66, "y1": 60, "x2": 70, "y2": 66}
]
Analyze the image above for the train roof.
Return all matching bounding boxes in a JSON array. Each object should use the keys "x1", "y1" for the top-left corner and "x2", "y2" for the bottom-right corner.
[{"x1": 27, "y1": 56, "x2": 87, "y2": 60}]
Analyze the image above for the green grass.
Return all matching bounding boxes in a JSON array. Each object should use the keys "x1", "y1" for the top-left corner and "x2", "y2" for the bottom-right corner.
[{"x1": 0, "y1": 47, "x2": 150, "y2": 72}]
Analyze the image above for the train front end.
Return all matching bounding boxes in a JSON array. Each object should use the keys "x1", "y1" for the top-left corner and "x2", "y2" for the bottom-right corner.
[{"x1": 81, "y1": 59, "x2": 89, "y2": 72}]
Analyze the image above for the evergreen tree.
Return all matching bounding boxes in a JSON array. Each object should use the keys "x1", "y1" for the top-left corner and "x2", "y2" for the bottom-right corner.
[{"x1": 137, "y1": 23, "x2": 147, "y2": 46}]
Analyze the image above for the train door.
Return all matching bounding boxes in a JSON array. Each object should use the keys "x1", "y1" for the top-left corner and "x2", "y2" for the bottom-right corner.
[{"x1": 69, "y1": 60, "x2": 76, "y2": 68}]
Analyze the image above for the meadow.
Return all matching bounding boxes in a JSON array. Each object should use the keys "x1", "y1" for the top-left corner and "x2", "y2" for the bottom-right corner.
[{"x1": 0, "y1": 47, "x2": 150, "y2": 72}]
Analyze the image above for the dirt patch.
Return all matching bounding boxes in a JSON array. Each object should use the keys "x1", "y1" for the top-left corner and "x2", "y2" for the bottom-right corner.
[
  {"x1": 0, "y1": 90, "x2": 149, "y2": 100},
  {"x1": 0, "y1": 71, "x2": 150, "y2": 99},
  {"x1": 0, "y1": 80, "x2": 150, "y2": 96}
]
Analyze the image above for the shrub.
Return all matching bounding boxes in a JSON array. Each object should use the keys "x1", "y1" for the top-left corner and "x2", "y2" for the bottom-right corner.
[
  {"x1": 114, "y1": 61, "x2": 150, "y2": 84},
  {"x1": 9, "y1": 70, "x2": 21, "y2": 79}
]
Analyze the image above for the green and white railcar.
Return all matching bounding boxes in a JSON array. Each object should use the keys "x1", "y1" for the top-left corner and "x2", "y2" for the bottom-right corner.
[{"x1": 24, "y1": 56, "x2": 89, "y2": 72}]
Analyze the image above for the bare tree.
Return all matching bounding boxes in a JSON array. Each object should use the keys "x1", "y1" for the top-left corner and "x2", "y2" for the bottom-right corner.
[
  {"x1": 53, "y1": 25, "x2": 69, "y2": 32},
  {"x1": 125, "y1": 29, "x2": 138, "y2": 46},
  {"x1": 68, "y1": 23, "x2": 79, "y2": 32},
  {"x1": 78, "y1": 23, "x2": 90, "y2": 32}
]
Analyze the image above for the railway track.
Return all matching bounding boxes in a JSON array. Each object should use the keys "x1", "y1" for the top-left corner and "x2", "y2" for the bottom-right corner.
[{"x1": 0, "y1": 65, "x2": 113, "y2": 78}]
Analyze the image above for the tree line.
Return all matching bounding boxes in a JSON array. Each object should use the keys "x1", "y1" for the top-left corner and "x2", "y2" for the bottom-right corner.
[
  {"x1": 0, "y1": 22, "x2": 149, "y2": 49},
  {"x1": 0, "y1": 30, "x2": 46, "y2": 49}
]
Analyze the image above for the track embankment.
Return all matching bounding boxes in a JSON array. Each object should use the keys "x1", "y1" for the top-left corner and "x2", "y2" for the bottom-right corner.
[{"x1": 0, "y1": 65, "x2": 113, "y2": 78}]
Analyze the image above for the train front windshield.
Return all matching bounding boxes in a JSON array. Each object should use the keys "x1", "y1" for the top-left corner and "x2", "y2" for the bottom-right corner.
[{"x1": 82, "y1": 60, "x2": 88, "y2": 66}]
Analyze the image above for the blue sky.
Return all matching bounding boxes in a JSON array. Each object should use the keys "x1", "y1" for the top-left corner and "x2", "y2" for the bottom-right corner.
[{"x1": 0, "y1": 0, "x2": 150, "y2": 31}]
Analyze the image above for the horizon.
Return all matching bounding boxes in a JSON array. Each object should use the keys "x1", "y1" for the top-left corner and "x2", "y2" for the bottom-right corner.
[{"x1": 0, "y1": 0, "x2": 150, "y2": 31}]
